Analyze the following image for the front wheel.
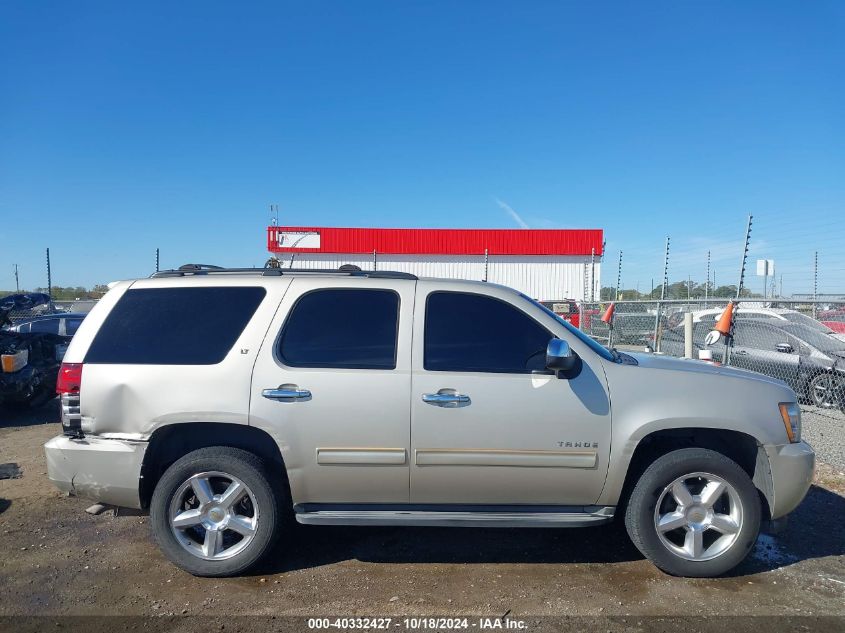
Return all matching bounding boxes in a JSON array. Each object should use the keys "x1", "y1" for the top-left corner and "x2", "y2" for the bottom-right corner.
[
  {"x1": 150, "y1": 446, "x2": 283, "y2": 577},
  {"x1": 624, "y1": 448, "x2": 761, "y2": 577}
]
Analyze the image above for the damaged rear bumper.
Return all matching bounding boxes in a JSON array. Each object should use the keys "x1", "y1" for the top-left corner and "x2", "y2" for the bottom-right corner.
[{"x1": 44, "y1": 435, "x2": 147, "y2": 509}]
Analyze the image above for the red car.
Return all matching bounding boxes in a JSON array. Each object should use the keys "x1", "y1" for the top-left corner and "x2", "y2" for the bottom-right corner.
[{"x1": 820, "y1": 312, "x2": 845, "y2": 334}]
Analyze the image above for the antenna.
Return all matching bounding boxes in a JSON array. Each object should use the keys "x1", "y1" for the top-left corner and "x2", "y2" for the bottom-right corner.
[{"x1": 14, "y1": 264, "x2": 19, "y2": 292}]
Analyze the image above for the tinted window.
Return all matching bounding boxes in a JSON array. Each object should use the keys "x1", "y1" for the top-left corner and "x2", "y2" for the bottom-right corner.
[
  {"x1": 30, "y1": 319, "x2": 60, "y2": 334},
  {"x1": 65, "y1": 318, "x2": 84, "y2": 336},
  {"x1": 279, "y1": 289, "x2": 399, "y2": 369},
  {"x1": 425, "y1": 292, "x2": 552, "y2": 373},
  {"x1": 734, "y1": 324, "x2": 777, "y2": 350},
  {"x1": 85, "y1": 287, "x2": 266, "y2": 364}
]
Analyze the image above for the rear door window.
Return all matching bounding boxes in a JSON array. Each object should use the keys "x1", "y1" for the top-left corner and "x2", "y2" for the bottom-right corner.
[
  {"x1": 278, "y1": 289, "x2": 399, "y2": 369},
  {"x1": 85, "y1": 286, "x2": 266, "y2": 364}
]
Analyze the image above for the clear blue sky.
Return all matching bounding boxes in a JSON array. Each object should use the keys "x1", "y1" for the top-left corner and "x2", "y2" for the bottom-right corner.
[{"x1": 1, "y1": 1, "x2": 843, "y2": 294}]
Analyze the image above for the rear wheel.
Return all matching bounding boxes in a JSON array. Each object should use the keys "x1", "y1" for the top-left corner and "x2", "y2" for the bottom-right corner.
[
  {"x1": 150, "y1": 446, "x2": 283, "y2": 577},
  {"x1": 809, "y1": 373, "x2": 843, "y2": 409},
  {"x1": 625, "y1": 448, "x2": 761, "y2": 577}
]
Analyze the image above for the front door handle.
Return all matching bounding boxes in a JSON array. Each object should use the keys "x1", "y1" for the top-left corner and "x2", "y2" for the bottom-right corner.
[
  {"x1": 262, "y1": 385, "x2": 312, "y2": 402},
  {"x1": 422, "y1": 389, "x2": 471, "y2": 408}
]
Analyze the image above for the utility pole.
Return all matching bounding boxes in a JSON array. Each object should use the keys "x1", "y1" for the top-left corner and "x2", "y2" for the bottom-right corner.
[
  {"x1": 483, "y1": 248, "x2": 489, "y2": 282},
  {"x1": 373, "y1": 249, "x2": 377, "y2": 271},
  {"x1": 615, "y1": 251, "x2": 622, "y2": 301},
  {"x1": 654, "y1": 236, "x2": 670, "y2": 352},
  {"x1": 155, "y1": 248, "x2": 160, "y2": 273},
  {"x1": 813, "y1": 251, "x2": 818, "y2": 318},
  {"x1": 736, "y1": 215, "x2": 753, "y2": 299},
  {"x1": 727, "y1": 214, "x2": 753, "y2": 366},
  {"x1": 14, "y1": 264, "x2": 19, "y2": 292},
  {"x1": 705, "y1": 250, "x2": 710, "y2": 307},
  {"x1": 590, "y1": 247, "x2": 596, "y2": 302},
  {"x1": 46, "y1": 248, "x2": 52, "y2": 301}
]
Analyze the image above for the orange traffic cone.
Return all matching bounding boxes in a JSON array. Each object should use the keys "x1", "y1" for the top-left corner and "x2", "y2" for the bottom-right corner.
[
  {"x1": 601, "y1": 302, "x2": 616, "y2": 324},
  {"x1": 713, "y1": 302, "x2": 735, "y2": 336}
]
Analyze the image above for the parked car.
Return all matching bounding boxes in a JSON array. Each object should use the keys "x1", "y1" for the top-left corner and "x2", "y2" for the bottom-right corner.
[
  {"x1": 8, "y1": 313, "x2": 87, "y2": 340},
  {"x1": 589, "y1": 312, "x2": 658, "y2": 348},
  {"x1": 45, "y1": 266, "x2": 813, "y2": 578},
  {"x1": 692, "y1": 307, "x2": 845, "y2": 343},
  {"x1": 1, "y1": 297, "x2": 64, "y2": 407},
  {"x1": 662, "y1": 318, "x2": 845, "y2": 410},
  {"x1": 819, "y1": 311, "x2": 845, "y2": 335},
  {"x1": 541, "y1": 299, "x2": 580, "y2": 329}
]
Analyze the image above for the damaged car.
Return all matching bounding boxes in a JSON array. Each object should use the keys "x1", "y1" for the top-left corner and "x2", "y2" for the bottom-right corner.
[{"x1": 1, "y1": 293, "x2": 64, "y2": 408}]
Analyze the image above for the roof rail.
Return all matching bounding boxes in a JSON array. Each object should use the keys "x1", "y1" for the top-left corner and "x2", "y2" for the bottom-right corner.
[{"x1": 150, "y1": 265, "x2": 417, "y2": 280}]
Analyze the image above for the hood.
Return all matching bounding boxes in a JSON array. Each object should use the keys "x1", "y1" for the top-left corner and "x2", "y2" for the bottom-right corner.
[{"x1": 624, "y1": 351, "x2": 790, "y2": 388}]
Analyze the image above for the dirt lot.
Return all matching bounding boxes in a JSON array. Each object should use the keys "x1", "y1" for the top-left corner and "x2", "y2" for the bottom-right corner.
[{"x1": 1, "y1": 401, "x2": 844, "y2": 630}]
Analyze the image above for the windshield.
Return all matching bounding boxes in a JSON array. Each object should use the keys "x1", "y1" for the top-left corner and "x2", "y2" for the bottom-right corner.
[
  {"x1": 781, "y1": 323, "x2": 845, "y2": 354},
  {"x1": 519, "y1": 293, "x2": 616, "y2": 362},
  {"x1": 780, "y1": 311, "x2": 835, "y2": 334}
]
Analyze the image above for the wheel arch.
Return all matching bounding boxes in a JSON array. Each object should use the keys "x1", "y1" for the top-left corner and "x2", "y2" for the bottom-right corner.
[
  {"x1": 615, "y1": 427, "x2": 772, "y2": 521},
  {"x1": 140, "y1": 422, "x2": 288, "y2": 510}
]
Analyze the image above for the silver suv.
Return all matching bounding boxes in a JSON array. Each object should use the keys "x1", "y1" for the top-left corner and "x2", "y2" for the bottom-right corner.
[{"x1": 45, "y1": 266, "x2": 815, "y2": 578}]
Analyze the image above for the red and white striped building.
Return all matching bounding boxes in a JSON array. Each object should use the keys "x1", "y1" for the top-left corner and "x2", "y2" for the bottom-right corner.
[{"x1": 267, "y1": 226, "x2": 603, "y2": 302}]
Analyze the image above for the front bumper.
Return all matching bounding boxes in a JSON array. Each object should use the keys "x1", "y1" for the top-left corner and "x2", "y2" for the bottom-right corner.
[
  {"x1": 764, "y1": 441, "x2": 815, "y2": 519},
  {"x1": 44, "y1": 435, "x2": 147, "y2": 509}
]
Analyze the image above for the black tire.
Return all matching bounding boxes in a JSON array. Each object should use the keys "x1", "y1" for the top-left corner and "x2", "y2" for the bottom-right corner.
[
  {"x1": 150, "y1": 446, "x2": 284, "y2": 577},
  {"x1": 809, "y1": 373, "x2": 843, "y2": 409},
  {"x1": 624, "y1": 447, "x2": 761, "y2": 577}
]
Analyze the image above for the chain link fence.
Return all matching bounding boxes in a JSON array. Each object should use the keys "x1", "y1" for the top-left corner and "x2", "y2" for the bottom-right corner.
[{"x1": 577, "y1": 299, "x2": 845, "y2": 421}]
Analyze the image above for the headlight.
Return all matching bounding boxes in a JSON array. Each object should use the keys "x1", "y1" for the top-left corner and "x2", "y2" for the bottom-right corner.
[{"x1": 778, "y1": 402, "x2": 801, "y2": 443}]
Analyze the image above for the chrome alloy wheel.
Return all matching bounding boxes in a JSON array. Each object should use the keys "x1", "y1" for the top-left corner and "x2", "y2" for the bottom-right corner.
[
  {"x1": 653, "y1": 471, "x2": 743, "y2": 562},
  {"x1": 811, "y1": 374, "x2": 841, "y2": 409},
  {"x1": 168, "y1": 471, "x2": 259, "y2": 561}
]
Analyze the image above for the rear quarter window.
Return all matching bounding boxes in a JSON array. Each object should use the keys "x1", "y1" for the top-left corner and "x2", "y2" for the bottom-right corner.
[{"x1": 85, "y1": 286, "x2": 266, "y2": 365}]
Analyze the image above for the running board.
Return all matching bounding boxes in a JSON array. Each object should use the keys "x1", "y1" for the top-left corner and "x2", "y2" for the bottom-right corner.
[{"x1": 294, "y1": 504, "x2": 615, "y2": 528}]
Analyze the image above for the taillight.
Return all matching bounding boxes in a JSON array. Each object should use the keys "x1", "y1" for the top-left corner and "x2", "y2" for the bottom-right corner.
[
  {"x1": 56, "y1": 363, "x2": 83, "y2": 437},
  {"x1": 56, "y1": 363, "x2": 82, "y2": 394}
]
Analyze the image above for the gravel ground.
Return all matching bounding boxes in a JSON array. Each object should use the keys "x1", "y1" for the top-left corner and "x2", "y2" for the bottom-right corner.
[
  {"x1": 1, "y1": 401, "x2": 844, "y2": 632},
  {"x1": 801, "y1": 406, "x2": 845, "y2": 471}
]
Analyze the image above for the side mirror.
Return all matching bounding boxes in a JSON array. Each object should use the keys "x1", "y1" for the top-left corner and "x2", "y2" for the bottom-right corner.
[
  {"x1": 776, "y1": 343, "x2": 793, "y2": 354},
  {"x1": 546, "y1": 338, "x2": 577, "y2": 372}
]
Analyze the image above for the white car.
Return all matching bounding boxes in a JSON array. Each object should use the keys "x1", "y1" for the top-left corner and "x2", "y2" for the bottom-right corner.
[
  {"x1": 693, "y1": 307, "x2": 845, "y2": 343},
  {"x1": 44, "y1": 265, "x2": 814, "y2": 578}
]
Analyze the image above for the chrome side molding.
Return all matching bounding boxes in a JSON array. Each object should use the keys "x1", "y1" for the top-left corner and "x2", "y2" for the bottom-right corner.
[{"x1": 294, "y1": 504, "x2": 615, "y2": 528}]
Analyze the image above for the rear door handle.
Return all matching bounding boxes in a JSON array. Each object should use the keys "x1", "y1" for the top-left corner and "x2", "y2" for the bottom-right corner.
[
  {"x1": 262, "y1": 385, "x2": 312, "y2": 402},
  {"x1": 422, "y1": 389, "x2": 471, "y2": 408}
]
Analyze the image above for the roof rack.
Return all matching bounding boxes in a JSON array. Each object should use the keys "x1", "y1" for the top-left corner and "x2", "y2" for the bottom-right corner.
[{"x1": 150, "y1": 264, "x2": 417, "y2": 280}]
